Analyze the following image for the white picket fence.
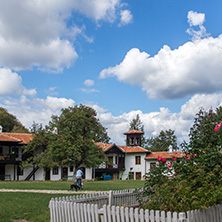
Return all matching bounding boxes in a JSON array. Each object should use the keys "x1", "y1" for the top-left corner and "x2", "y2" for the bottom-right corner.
[
  {"x1": 101, "y1": 204, "x2": 222, "y2": 222},
  {"x1": 51, "y1": 189, "x2": 141, "y2": 209},
  {"x1": 49, "y1": 200, "x2": 222, "y2": 222}
]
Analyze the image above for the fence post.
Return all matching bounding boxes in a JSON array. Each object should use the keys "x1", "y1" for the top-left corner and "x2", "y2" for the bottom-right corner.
[
  {"x1": 109, "y1": 191, "x2": 113, "y2": 206},
  {"x1": 178, "y1": 212, "x2": 187, "y2": 222}
]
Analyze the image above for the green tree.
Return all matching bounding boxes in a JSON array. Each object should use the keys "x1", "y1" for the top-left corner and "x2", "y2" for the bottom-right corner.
[
  {"x1": 0, "y1": 107, "x2": 28, "y2": 133},
  {"x1": 189, "y1": 107, "x2": 222, "y2": 152},
  {"x1": 140, "y1": 107, "x2": 222, "y2": 212},
  {"x1": 129, "y1": 114, "x2": 146, "y2": 147},
  {"x1": 23, "y1": 123, "x2": 51, "y2": 168},
  {"x1": 129, "y1": 114, "x2": 144, "y2": 131},
  {"x1": 147, "y1": 129, "x2": 178, "y2": 152},
  {"x1": 24, "y1": 105, "x2": 110, "y2": 176}
]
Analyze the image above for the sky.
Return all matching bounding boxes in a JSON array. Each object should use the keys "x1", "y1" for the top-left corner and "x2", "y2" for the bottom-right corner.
[{"x1": 0, "y1": 0, "x2": 222, "y2": 146}]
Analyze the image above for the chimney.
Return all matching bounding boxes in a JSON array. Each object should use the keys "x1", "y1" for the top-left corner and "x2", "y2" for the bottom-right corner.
[
  {"x1": 0, "y1": 125, "x2": 2, "y2": 133},
  {"x1": 168, "y1": 145, "x2": 173, "y2": 153}
]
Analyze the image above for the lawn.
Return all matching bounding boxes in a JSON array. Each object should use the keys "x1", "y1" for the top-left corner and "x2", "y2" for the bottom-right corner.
[
  {"x1": 0, "y1": 180, "x2": 144, "y2": 222},
  {"x1": 0, "y1": 179, "x2": 144, "y2": 191},
  {"x1": 0, "y1": 192, "x2": 65, "y2": 222}
]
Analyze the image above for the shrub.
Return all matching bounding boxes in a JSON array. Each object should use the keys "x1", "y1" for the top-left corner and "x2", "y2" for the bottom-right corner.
[{"x1": 141, "y1": 142, "x2": 222, "y2": 212}]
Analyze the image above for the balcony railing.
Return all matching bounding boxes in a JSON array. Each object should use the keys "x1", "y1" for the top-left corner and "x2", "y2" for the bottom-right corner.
[
  {"x1": 0, "y1": 154, "x2": 22, "y2": 162},
  {"x1": 97, "y1": 163, "x2": 125, "y2": 170}
]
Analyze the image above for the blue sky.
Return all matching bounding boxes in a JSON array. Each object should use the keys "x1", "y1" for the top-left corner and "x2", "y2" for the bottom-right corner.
[{"x1": 0, "y1": 0, "x2": 222, "y2": 145}]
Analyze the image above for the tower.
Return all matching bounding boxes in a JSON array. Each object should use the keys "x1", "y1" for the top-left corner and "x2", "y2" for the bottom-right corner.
[{"x1": 123, "y1": 130, "x2": 144, "y2": 147}]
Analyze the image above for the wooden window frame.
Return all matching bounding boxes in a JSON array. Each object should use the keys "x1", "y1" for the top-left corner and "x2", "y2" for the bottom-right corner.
[
  {"x1": 135, "y1": 156, "x2": 141, "y2": 165},
  {"x1": 52, "y1": 167, "x2": 59, "y2": 175}
]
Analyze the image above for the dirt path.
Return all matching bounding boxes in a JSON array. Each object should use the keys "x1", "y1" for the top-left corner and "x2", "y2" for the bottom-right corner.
[{"x1": 0, "y1": 189, "x2": 104, "y2": 194}]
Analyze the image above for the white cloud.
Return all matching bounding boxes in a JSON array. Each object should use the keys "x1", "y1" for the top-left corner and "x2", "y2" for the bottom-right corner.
[
  {"x1": 0, "y1": 68, "x2": 36, "y2": 96},
  {"x1": 186, "y1": 11, "x2": 209, "y2": 40},
  {"x1": 80, "y1": 88, "x2": 99, "y2": 94},
  {"x1": 100, "y1": 35, "x2": 222, "y2": 99},
  {"x1": 119, "y1": 10, "x2": 133, "y2": 26},
  {"x1": 100, "y1": 11, "x2": 222, "y2": 100},
  {"x1": 0, "y1": 0, "x2": 130, "y2": 72},
  {"x1": 187, "y1": 11, "x2": 205, "y2": 26},
  {"x1": 1, "y1": 96, "x2": 75, "y2": 128},
  {"x1": 0, "y1": 38, "x2": 78, "y2": 72},
  {"x1": 94, "y1": 93, "x2": 222, "y2": 145},
  {"x1": 71, "y1": 0, "x2": 121, "y2": 22},
  {"x1": 84, "y1": 79, "x2": 95, "y2": 87}
]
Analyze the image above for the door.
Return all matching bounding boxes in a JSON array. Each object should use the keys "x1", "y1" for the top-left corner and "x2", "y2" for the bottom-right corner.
[
  {"x1": 61, "y1": 167, "x2": 68, "y2": 179},
  {"x1": 136, "y1": 172, "x2": 141, "y2": 180},
  {"x1": 0, "y1": 164, "x2": 5, "y2": 180},
  {"x1": 118, "y1": 157, "x2": 125, "y2": 169},
  {"x1": 45, "y1": 168, "x2": 50, "y2": 180},
  {"x1": 108, "y1": 156, "x2": 113, "y2": 168}
]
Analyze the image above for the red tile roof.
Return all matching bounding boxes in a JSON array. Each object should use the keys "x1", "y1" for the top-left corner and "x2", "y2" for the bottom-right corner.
[
  {"x1": 120, "y1": 145, "x2": 148, "y2": 153},
  {"x1": 0, "y1": 133, "x2": 33, "y2": 144},
  {"x1": 145, "y1": 151, "x2": 183, "y2": 160},
  {"x1": 96, "y1": 142, "x2": 148, "y2": 153},
  {"x1": 123, "y1": 130, "x2": 144, "y2": 135}
]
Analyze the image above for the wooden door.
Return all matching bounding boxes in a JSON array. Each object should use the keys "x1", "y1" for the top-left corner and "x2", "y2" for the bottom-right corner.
[
  {"x1": 136, "y1": 172, "x2": 141, "y2": 180},
  {"x1": 0, "y1": 164, "x2": 5, "y2": 180},
  {"x1": 45, "y1": 168, "x2": 50, "y2": 180},
  {"x1": 61, "y1": 167, "x2": 68, "y2": 179}
]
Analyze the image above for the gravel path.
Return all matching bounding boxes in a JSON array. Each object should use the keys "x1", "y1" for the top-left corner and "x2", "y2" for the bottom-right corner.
[{"x1": 0, "y1": 189, "x2": 104, "y2": 194}]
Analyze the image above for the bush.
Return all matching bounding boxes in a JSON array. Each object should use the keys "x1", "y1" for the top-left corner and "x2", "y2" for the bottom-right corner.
[{"x1": 141, "y1": 144, "x2": 222, "y2": 212}]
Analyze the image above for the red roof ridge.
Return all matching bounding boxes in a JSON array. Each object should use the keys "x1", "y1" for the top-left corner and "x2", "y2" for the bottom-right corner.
[{"x1": 123, "y1": 130, "x2": 144, "y2": 135}]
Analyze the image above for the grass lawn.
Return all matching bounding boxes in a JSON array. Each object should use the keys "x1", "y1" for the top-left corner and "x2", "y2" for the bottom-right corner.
[
  {"x1": 0, "y1": 192, "x2": 65, "y2": 222},
  {"x1": 0, "y1": 179, "x2": 144, "y2": 191},
  {"x1": 0, "y1": 180, "x2": 144, "y2": 222}
]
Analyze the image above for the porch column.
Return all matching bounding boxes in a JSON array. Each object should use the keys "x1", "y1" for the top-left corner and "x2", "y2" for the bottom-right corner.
[{"x1": 13, "y1": 164, "x2": 16, "y2": 180}]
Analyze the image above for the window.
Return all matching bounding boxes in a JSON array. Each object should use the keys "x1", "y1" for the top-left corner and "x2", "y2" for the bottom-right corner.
[
  {"x1": 135, "y1": 156, "x2": 141, "y2": 165},
  {"x1": 136, "y1": 137, "x2": 140, "y2": 145},
  {"x1": 52, "y1": 167, "x2": 59, "y2": 175},
  {"x1": 128, "y1": 172, "x2": 134, "y2": 180},
  {"x1": 130, "y1": 137, "x2": 134, "y2": 145},
  {"x1": 70, "y1": 166, "x2": 73, "y2": 172},
  {"x1": 150, "y1": 162, "x2": 156, "y2": 168},
  {"x1": 114, "y1": 156, "x2": 118, "y2": 164},
  {"x1": 12, "y1": 147, "x2": 18, "y2": 158},
  {"x1": 0, "y1": 147, "x2": 3, "y2": 155}
]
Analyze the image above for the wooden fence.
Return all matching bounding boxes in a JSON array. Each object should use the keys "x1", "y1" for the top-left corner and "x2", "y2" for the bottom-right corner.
[{"x1": 49, "y1": 200, "x2": 222, "y2": 222}]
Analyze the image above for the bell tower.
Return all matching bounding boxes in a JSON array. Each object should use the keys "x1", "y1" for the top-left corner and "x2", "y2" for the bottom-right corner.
[{"x1": 123, "y1": 130, "x2": 144, "y2": 147}]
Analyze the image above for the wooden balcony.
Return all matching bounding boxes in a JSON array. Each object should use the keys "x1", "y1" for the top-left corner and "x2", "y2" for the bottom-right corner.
[
  {"x1": 97, "y1": 163, "x2": 125, "y2": 172},
  {"x1": 0, "y1": 154, "x2": 21, "y2": 164}
]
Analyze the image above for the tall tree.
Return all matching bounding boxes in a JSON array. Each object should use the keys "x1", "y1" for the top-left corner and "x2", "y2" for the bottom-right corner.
[
  {"x1": 147, "y1": 129, "x2": 178, "y2": 152},
  {"x1": 189, "y1": 106, "x2": 222, "y2": 152},
  {"x1": 129, "y1": 114, "x2": 144, "y2": 131},
  {"x1": 23, "y1": 105, "x2": 110, "y2": 175},
  {"x1": 0, "y1": 107, "x2": 28, "y2": 133},
  {"x1": 129, "y1": 114, "x2": 146, "y2": 147}
]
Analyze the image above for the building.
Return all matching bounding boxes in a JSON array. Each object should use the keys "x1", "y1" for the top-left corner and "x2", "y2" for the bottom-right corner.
[
  {"x1": 0, "y1": 132, "x2": 33, "y2": 180},
  {"x1": 0, "y1": 129, "x2": 183, "y2": 181}
]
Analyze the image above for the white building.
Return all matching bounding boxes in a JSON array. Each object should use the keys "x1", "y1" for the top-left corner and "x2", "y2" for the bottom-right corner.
[{"x1": 0, "y1": 130, "x2": 182, "y2": 181}]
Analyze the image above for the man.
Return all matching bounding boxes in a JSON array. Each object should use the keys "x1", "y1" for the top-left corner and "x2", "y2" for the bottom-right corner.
[{"x1": 75, "y1": 168, "x2": 83, "y2": 187}]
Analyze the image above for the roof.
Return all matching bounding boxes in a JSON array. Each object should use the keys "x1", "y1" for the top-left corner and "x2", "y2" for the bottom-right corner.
[
  {"x1": 145, "y1": 151, "x2": 183, "y2": 160},
  {"x1": 120, "y1": 145, "x2": 148, "y2": 153},
  {"x1": 0, "y1": 133, "x2": 33, "y2": 144},
  {"x1": 96, "y1": 142, "x2": 148, "y2": 153},
  {"x1": 123, "y1": 130, "x2": 144, "y2": 135}
]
